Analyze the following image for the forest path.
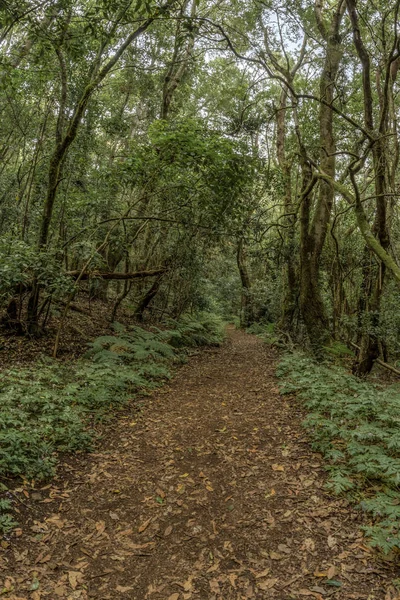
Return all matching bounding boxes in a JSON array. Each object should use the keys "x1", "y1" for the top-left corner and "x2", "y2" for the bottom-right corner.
[{"x1": 2, "y1": 329, "x2": 398, "y2": 600}]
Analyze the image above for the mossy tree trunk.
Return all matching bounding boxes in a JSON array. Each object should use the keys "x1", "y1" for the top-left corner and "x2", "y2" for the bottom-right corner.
[{"x1": 298, "y1": 0, "x2": 345, "y2": 354}]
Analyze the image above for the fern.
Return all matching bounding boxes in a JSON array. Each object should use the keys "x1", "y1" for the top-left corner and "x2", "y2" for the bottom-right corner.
[
  {"x1": 0, "y1": 315, "x2": 224, "y2": 532},
  {"x1": 277, "y1": 352, "x2": 400, "y2": 553},
  {"x1": 167, "y1": 312, "x2": 226, "y2": 347}
]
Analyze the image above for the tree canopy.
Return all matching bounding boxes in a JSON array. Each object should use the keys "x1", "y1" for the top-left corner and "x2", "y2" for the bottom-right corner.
[{"x1": 0, "y1": 0, "x2": 399, "y2": 375}]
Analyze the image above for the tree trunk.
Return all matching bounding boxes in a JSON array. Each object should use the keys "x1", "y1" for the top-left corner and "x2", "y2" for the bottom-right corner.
[
  {"x1": 299, "y1": 170, "x2": 330, "y2": 354},
  {"x1": 346, "y1": 0, "x2": 393, "y2": 374},
  {"x1": 237, "y1": 238, "x2": 254, "y2": 328},
  {"x1": 298, "y1": 1, "x2": 344, "y2": 353},
  {"x1": 276, "y1": 88, "x2": 298, "y2": 331},
  {"x1": 134, "y1": 275, "x2": 164, "y2": 322}
]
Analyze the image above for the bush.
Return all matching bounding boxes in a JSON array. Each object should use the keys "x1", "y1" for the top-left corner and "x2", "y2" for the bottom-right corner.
[
  {"x1": 0, "y1": 237, "x2": 73, "y2": 308},
  {"x1": 277, "y1": 352, "x2": 400, "y2": 553}
]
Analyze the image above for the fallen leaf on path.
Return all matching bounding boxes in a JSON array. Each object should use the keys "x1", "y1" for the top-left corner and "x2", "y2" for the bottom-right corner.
[
  {"x1": 313, "y1": 569, "x2": 328, "y2": 577},
  {"x1": 228, "y1": 573, "x2": 237, "y2": 587},
  {"x1": 124, "y1": 541, "x2": 155, "y2": 550},
  {"x1": 327, "y1": 565, "x2": 337, "y2": 579},
  {"x1": 209, "y1": 579, "x2": 220, "y2": 594},
  {"x1": 168, "y1": 594, "x2": 179, "y2": 600},
  {"x1": 207, "y1": 559, "x2": 220, "y2": 573},
  {"x1": 326, "y1": 579, "x2": 342, "y2": 587},
  {"x1": 30, "y1": 578, "x2": 40, "y2": 591},
  {"x1": 116, "y1": 585, "x2": 134, "y2": 593},
  {"x1": 258, "y1": 579, "x2": 278, "y2": 590},
  {"x1": 3, "y1": 578, "x2": 14, "y2": 591},
  {"x1": 255, "y1": 568, "x2": 270, "y2": 578},
  {"x1": 54, "y1": 586, "x2": 67, "y2": 596},
  {"x1": 46, "y1": 515, "x2": 64, "y2": 528},
  {"x1": 138, "y1": 518, "x2": 152, "y2": 533},
  {"x1": 182, "y1": 577, "x2": 193, "y2": 592},
  {"x1": 35, "y1": 552, "x2": 51, "y2": 563},
  {"x1": 327, "y1": 536, "x2": 337, "y2": 549},
  {"x1": 245, "y1": 584, "x2": 254, "y2": 597},
  {"x1": 303, "y1": 538, "x2": 315, "y2": 552},
  {"x1": 117, "y1": 528, "x2": 133, "y2": 537},
  {"x1": 68, "y1": 572, "x2": 81, "y2": 590},
  {"x1": 272, "y1": 464, "x2": 285, "y2": 471},
  {"x1": 95, "y1": 521, "x2": 106, "y2": 535},
  {"x1": 310, "y1": 586, "x2": 326, "y2": 594}
]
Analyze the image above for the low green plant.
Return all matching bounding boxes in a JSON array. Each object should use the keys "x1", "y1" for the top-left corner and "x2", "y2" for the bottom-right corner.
[
  {"x1": 277, "y1": 352, "x2": 400, "y2": 553},
  {"x1": 0, "y1": 497, "x2": 17, "y2": 532},
  {"x1": 323, "y1": 341, "x2": 355, "y2": 358},
  {"x1": 0, "y1": 314, "x2": 225, "y2": 532},
  {"x1": 247, "y1": 321, "x2": 280, "y2": 345},
  {"x1": 168, "y1": 312, "x2": 226, "y2": 348},
  {"x1": 0, "y1": 324, "x2": 176, "y2": 483}
]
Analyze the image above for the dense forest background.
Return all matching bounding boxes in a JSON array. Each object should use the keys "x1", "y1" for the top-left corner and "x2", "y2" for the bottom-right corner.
[{"x1": 1, "y1": 0, "x2": 400, "y2": 375}]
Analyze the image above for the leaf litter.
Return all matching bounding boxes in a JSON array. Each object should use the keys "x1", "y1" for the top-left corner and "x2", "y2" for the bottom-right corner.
[{"x1": 0, "y1": 329, "x2": 399, "y2": 598}]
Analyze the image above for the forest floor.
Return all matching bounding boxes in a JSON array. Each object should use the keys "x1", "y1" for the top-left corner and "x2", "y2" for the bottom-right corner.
[{"x1": 1, "y1": 328, "x2": 400, "y2": 600}]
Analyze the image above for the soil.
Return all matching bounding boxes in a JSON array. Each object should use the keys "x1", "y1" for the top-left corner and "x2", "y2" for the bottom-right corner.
[
  {"x1": 1, "y1": 328, "x2": 399, "y2": 600},
  {"x1": 0, "y1": 297, "x2": 133, "y2": 369}
]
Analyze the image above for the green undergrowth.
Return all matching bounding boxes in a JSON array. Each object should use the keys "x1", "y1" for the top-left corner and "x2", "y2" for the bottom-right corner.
[
  {"x1": 277, "y1": 352, "x2": 400, "y2": 554},
  {"x1": 246, "y1": 321, "x2": 280, "y2": 345},
  {"x1": 0, "y1": 312, "x2": 225, "y2": 532},
  {"x1": 169, "y1": 312, "x2": 226, "y2": 347}
]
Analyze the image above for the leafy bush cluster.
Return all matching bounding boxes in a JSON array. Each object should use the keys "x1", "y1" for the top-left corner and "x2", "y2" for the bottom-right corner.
[
  {"x1": 277, "y1": 353, "x2": 400, "y2": 553},
  {"x1": 0, "y1": 237, "x2": 73, "y2": 306},
  {"x1": 0, "y1": 313, "x2": 225, "y2": 532}
]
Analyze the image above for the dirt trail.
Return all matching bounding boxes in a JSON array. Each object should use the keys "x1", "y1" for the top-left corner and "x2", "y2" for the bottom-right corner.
[{"x1": 1, "y1": 329, "x2": 398, "y2": 599}]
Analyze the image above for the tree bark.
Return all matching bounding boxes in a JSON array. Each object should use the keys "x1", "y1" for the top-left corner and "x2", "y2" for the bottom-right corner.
[
  {"x1": 298, "y1": 1, "x2": 344, "y2": 352},
  {"x1": 346, "y1": 0, "x2": 393, "y2": 375},
  {"x1": 237, "y1": 237, "x2": 255, "y2": 328},
  {"x1": 276, "y1": 87, "x2": 298, "y2": 331},
  {"x1": 134, "y1": 274, "x2": 164, "y2": 322}
]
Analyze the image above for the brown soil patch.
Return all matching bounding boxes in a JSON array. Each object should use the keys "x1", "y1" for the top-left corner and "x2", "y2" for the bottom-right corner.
[
  {"x1": 1, "y1": 329, "x2": 398, "y2": 599},
  {"x1": 0, "y1": 297, "x2": 126, "y2": 369}
]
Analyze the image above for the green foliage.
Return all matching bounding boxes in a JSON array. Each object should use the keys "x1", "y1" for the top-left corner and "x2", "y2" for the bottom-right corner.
[
  {"x1": 0, "y1": 324, "x2": 174, "y2": 482},
  {"x1": 0, "y1": 493, "x2": 17, "y2": 532},
  {"x1": 277, "y1": 353, "x2": 400, "y2": 553},
  {"x1": 247, "y1": 321, "x2": 280, "y2": 345},
  {"x1": 323, "y1": 341, "x2": 355, "y2": 358},
  {"x1": 0, "y1": 314, "x2": 224, "y2": 531},
  {"x1": 168, "y1": 312, "x2": 226, "y2": 348},
  {"x1": 0, "y1": 238, "x2": 73, "y2": 305}
]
